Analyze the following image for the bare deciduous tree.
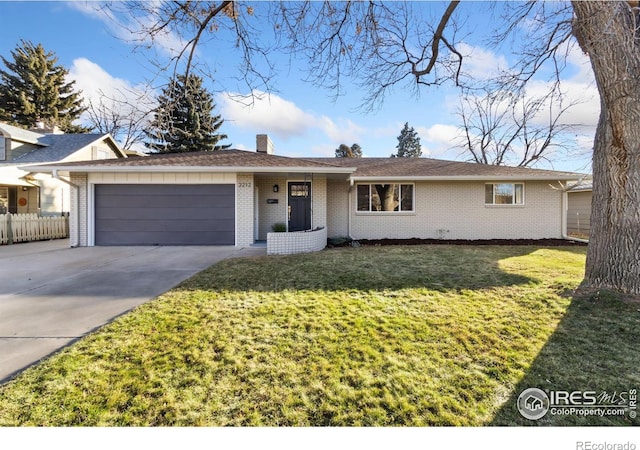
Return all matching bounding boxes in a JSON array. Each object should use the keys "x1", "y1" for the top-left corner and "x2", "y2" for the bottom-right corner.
[
  {"x1": 457, "y1": 88, "x2": 579, "y2": 167},
  {"x1": 86, "y1": 88, "x2": 153, "y2": 151},
  {"x1": 572, "y1": 1, "x2": 640, "y2": 295},
  {"x1": 101, "y1": 0, "x2": 640, "y2": 295}
]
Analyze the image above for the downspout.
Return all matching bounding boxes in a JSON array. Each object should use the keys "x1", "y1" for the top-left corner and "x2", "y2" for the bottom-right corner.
[
  {"x1": 561, "y1": 187, "x2": 568, "y2": 239},
  {"x1": 52, "y1": 170, "x2": 80, "y2": 247},
  {"x1": 348, "y1": 178, "x2": 354, "y2": 240}
]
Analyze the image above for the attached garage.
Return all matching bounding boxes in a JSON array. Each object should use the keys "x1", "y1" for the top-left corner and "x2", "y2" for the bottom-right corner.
[{"x1": 94, "y1": 184, "x2": 235, "y2": 245}]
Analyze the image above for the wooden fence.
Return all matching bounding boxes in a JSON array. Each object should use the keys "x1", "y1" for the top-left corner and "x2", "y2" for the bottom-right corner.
[{"x1": 0, "y1": 213, "x2": 68, "y2": 245}]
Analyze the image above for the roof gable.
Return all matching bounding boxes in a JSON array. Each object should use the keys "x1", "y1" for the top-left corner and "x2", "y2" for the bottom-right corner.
[
  {"x1": 0, "y1": 123, "x2": 47, "y2": 146},
  {"x1": 11, "y1": 133, "x2": 126, "y2": 163}
]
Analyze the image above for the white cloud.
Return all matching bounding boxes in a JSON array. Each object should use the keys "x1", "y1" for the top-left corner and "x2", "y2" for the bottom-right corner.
[
  {"x1": 68, "y1": 58, "x2": 155, "y2": 130},
  {"x1": 218, "y1": 90, "x2": 363, "y2": 144},
  {"x1": 70, "y1": 58, "x2": 138, "y2": 102},
  {"x1": 416, "y1": 124, "x2": 463, "y2": 158},
  {"x1": 456, "y1": 42, "x2": 509, "y2": 81},
  {"x1": 66, "y1": 1, "x2": 187, "y2": 59}
]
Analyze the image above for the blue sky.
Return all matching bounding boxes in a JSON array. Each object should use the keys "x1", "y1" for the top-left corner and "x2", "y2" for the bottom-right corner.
[{"x1": 0, "y1": 1, "x2": 597, "y2": 172}]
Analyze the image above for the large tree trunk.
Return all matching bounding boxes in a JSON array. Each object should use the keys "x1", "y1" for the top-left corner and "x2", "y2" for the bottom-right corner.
[{"x1": 572, "y1": 1, "x2": 640, "y2": 295}]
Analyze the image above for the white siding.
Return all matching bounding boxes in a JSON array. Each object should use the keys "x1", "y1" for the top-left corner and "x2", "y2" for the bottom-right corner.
[{"x1": 88, "y1": 172, "x2": 236, "y2": 184}]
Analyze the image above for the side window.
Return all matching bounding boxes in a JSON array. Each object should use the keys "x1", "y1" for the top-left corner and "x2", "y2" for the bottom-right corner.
[{"x1": 485, "y1": 183, "x2": 524, "y2": 205}]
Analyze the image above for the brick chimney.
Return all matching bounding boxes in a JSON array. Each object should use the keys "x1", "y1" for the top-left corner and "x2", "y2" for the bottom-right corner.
[{"x1": 256, "y1": 134, "x2": 274, "y2": 155}]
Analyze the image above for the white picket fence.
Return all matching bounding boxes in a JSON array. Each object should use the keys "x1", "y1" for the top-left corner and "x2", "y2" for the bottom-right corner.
[{"x1": 0, "y1": 213, "x2": 68, "y2": 245}]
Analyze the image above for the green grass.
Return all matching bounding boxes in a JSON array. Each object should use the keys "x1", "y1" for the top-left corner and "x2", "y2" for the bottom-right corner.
[{"x1": 0, "y1": 245, "x2": 638, "y2": 426}]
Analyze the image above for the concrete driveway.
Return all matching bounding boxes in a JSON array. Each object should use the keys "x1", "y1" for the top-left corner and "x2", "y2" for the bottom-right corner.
[{"x1": 0, "y1": 239, "x2": 266, "y2": 383}]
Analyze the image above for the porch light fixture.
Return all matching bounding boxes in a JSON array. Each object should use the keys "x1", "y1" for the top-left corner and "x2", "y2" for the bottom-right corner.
[{"x1": 273, "y1": 184, "x2": 279, "y2": 193}]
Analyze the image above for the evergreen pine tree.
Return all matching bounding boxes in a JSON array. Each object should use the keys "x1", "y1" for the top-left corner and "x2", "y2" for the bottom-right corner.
[
  {"x1": 0, "y1": 40, "x2": 87, "y2": 132},
  {"x1": 393, "y1": 122, "x2": 422, "y2": 157},
  {"x1": 145, "y1": 74, "x2": 229, "y2": 153}
]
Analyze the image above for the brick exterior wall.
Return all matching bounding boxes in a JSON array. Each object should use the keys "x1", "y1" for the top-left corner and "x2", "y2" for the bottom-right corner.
[
  {"x1": 349, "y1": 181, "x2": 564, "y2": 240},
  {"x1": 326, "y1": 179, "x2": 350, "y2": 237},
  {"x1": 311, "y1": 176, "x2": 327, "y2": 230},
  {"x1": 255, "y1": 176, "x2": 287, "y2": 240},
  {"x1": 235, "y1": 173, "x2": 254, "y2": 247},
  {"x1": 70, "y1": 173, "x2": 88, "y2": 247},
  {"x1": 69, "y1": 170, "x2": 565, "y2": 248},
  {"x1": 267, "y1": 227, "x2": 327, "y2": 255}
]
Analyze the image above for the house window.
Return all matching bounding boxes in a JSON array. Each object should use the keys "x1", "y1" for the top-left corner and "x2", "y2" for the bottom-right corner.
[
  {"x1": 0, "y1": 137, "x2": 6, "y2": 161},
  {"x1": 0, "y1": 187, "x2": 8, "y2": 214},
  {"x1": 357, "y1": 184, "x2": 414, "y2": 212},
  {"x1": 485, "y1": 183, "x2": 524, "y2": 205},
  {"x1": 290, "y1": 183, "x2": 310, "y2": 197}
]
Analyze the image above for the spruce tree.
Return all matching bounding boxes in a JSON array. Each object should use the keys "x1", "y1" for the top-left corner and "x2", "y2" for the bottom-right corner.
[
  {"x1": 393, "y1": 122, "x2": 422, "y2": 158},
  {"x1": 145, "y1": 74, "x2": 229, "y2": 153},
  {"x1": 0, "y1": 40, "x2": 87, "y2": 132}
]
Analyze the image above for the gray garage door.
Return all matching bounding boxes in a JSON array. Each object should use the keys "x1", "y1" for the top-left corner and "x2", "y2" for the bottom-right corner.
[{"x1": 95, "y1": 184, "x2": 235, "y2": 245}]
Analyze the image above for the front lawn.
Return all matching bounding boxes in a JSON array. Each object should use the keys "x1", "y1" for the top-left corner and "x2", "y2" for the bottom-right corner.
[{"x1": 0, "y1": 245, "x2": 638, "y2": 426}]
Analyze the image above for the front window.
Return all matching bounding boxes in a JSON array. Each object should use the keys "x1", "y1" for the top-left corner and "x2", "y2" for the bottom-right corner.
[
  {"x1": 485, "y1": 183, "x2": 524, "y2": 205},
  {"x1": 357, "y1": 184, "x2": 414, "y2": 212}
]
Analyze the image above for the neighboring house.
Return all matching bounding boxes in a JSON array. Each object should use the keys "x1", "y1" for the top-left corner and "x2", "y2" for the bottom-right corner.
[
  {"x1": 0, "y1": 122, "x2": 127, "y2": 216},
  {"x1": 567, "y1": 181, "x2": 592, "y2": 237},
  {"x1": 23, "y1": 134, "x2": 585, "y2": 252}
]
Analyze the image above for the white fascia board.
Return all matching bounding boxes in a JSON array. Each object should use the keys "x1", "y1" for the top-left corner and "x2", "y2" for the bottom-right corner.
[
  {"x1": 20, "y1": 165, "x2": 356, "y2": 174},
  {"x1": 350, "y1": 174, "x2": 583, "y2": 182}
]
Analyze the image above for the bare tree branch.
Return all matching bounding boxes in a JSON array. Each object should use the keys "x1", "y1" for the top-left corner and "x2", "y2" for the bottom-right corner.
[{"x1": 455, "y1": 87, "x2": 583, "y2": 168}]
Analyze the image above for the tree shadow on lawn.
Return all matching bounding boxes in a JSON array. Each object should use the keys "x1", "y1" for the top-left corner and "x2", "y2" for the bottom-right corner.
[
  {"x1": 184, "y1": 245, "x2": 584, "y2": 294},
  {"x1": 490, "y1": 290, "x2": 640, "y2": 426}
]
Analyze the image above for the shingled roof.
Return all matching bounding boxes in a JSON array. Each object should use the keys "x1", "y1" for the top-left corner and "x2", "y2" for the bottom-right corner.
[
  {"x1": 307, "y1": 157, "x2": 583, "y2": 179},
  {"x1": 11, "y1": 134, "x2": 114, "y2": 163},
  {"x1": 23, "y1": 148, "x2": 584, "y2": 180},
  {"x1": 24, "y1": 149, "x2": 353, "y2": 173}
]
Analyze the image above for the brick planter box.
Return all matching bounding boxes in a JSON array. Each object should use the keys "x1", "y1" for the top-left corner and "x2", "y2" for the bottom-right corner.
[{"x1": 267, "y1": 227, "x2": 327, "y2": 255}]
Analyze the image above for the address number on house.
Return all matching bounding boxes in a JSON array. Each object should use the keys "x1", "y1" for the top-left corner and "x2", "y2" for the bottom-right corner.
[{"x1": 238, "y1": 182, "x2": 252, "y2": 188}]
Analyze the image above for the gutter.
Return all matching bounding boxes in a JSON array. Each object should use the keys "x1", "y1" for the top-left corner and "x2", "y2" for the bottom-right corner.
[
  {"x1": 350, "y1": 175, "x2": 585, "y2": 182},
  {"x1": 22, "y1": 165, "x2": 357, "y2": 175},
  {"x1": 51, "y1": 170, "x2": 80, "y2": 248}
]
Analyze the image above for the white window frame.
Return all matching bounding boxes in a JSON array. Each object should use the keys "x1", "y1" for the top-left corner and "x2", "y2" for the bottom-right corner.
[
  {"x1": 485, "y1": 183, "x2": 525, "y2": 206},
  {"x1": 356, "y1": 183, "x2": 415, "y2": 213}
]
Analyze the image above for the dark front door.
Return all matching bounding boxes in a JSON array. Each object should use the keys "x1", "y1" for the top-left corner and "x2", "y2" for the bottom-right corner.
[{"x1": 288, "y1": 182, "x2": 311, "y2": 232}]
